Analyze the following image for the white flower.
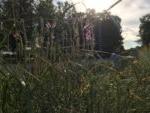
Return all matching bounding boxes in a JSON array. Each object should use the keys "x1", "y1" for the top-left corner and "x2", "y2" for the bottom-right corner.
[{"x1": 21, "y1": 80, "x2": 26, "y2": 87}]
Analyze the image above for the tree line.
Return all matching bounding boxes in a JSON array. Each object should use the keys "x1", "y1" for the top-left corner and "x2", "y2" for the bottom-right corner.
[{"x1": 0, "y1": 0, "x2": 150, "y2": 51}]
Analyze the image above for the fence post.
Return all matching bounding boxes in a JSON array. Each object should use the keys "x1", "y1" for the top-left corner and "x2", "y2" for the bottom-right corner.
[
  {"x1": 0, "y1": 22, "x2": 3, "y2": 30},
  {"x1": 40, "y1": 17, "x2": 44, "y2": 35},
  {"x1": 22, "y1": 19, "x2": 28, "y2": 45}
]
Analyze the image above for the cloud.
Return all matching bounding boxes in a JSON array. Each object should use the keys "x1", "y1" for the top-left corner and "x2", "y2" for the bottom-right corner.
[
  {"x1": 111, "y1": 0, "x2": 150, "y2": 41},
  {"x1": 63, "y1": 0, "x2": 150, "y2": 42}
]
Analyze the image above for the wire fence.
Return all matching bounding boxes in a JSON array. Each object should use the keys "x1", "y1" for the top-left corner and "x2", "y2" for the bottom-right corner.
[{"x1": 0, "y1": 14, "x2": 132, "y2": 63}]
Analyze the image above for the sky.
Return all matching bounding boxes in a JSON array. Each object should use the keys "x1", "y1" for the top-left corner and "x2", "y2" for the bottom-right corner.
[{"x1": 58, "y1": 0, "x2": 150, "y2": 49}]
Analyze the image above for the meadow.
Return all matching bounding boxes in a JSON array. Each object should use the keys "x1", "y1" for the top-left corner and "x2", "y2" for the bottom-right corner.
[{"x1": 0, "y1": 46, "x2": 150, "y2": 113}]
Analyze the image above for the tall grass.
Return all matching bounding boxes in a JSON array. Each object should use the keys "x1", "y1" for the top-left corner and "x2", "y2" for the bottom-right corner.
[{"x1": 0, "y1": 47, "x2": 150, "y2": 113}]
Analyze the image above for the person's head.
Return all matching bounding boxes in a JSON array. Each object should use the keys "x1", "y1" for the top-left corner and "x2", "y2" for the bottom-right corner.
[{"x1": 84, "y1": 18, "x2": 89, "y2": 25}]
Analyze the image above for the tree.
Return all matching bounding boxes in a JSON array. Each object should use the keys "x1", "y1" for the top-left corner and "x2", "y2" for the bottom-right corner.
[
  {"x1": 2, "y1": 0, "x2": 35, "y2": 20},
  {"x1": 139, "y1": 14, "x2": 150, "y2": 46},
  {"x1": 36, "y1": 0, "x2": 55, "y2": 19},
  {"x1": 94, "y1": 13, "x2": 124, "y2": 58},
  {"x1": 1, "y1": 0, "x2": 35, "y2": 39},
  {"x1": 53, "y1": 1, "x2": 77, "y2": 44}
]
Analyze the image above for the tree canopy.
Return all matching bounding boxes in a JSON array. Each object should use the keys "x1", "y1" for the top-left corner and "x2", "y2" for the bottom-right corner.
[
  {"x1": 94, "y1": 13, "x2": 124, "y2": 55},
  {"x1": 139, "y1": 14, "x2": 150, "y2": 46},
  {"x1": 0, "y1": 0, "x2": 124, "y2": 52}
]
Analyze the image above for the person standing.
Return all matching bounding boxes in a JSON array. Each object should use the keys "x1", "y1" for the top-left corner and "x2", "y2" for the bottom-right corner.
[
  {"x1": 9, "y1": 31, "x2": 17, "y2": 52},
  {"x1": 83, "y1": 18, "x2": 94, "y2": 50}
]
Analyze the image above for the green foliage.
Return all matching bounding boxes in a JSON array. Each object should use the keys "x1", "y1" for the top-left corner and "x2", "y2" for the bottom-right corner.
[
  {"x1": 0, "y1": 1, "x2": 149, "y2": 112},
  {"x1": 0, "y1": 0, "x2": 35, "y2": 39},
  {"x1": 94, "y1": 13, "x2": 124, "y2": 53},
  {"x1": 139, "y1": 14, "x2": 150, "y2": 46},
  {"x1": 0, "y1": 48, "x2": 150, "y2": 113},
  {"x1": 37, "y1": 0, "x2": 54, "y2": 18}
]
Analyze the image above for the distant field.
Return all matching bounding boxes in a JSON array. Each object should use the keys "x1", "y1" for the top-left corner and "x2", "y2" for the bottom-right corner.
[{"x1": 124, "y1": 40, "x2": 141, "y2": 50}]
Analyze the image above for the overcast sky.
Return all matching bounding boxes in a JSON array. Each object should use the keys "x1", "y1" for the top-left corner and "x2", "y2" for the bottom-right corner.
[{"x1": 59, "y1": 0, "x2": 150, "y2": 44}]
